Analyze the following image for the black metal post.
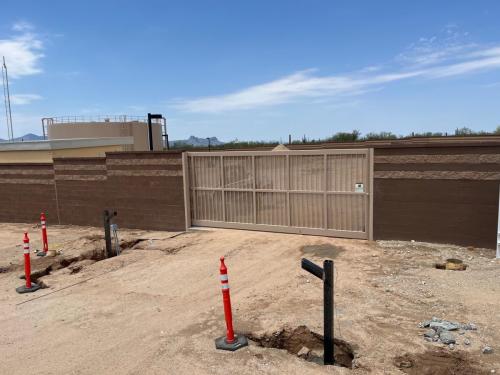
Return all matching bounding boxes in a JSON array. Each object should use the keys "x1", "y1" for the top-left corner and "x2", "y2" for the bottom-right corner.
[
  {"x1": 323, "y1": 260, "x2": 334, "y2": 365},
  {"x1": 103, "y1": 210, "x2": 117, "y2": 258},
  {"x1": 207, "y1": 137, "x2": 211, "y2": 151},
  {"x1": 147, "y1": 113, "x2": 153, "y2": 151},
  {"x1": 301, "y1": 258, "x2": 323, "y2": 279},
  {"x1": 301, "y1": 258, "x2": 335, "y2": 366}
]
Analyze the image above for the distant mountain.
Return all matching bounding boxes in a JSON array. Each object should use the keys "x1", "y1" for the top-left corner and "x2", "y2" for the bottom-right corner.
[
  {"x1": 0, "y1": 133, "x2": 44, "y2": 142},
  {"x1": 170, "y1": 136, "x2": 224, "y2": 148}
]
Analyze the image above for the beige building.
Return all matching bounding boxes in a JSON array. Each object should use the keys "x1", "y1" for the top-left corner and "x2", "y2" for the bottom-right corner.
[
  {"x1": 0, "y1": 137, "x2": 134, "y2": 163},
  {"x1": 44, "y1": 116, "x2": 164, "y2": 151}
]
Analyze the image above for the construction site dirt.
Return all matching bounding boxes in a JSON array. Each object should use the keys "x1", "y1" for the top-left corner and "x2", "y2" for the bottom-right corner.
[{"x1": 0, "y1": 223, "x2": 498, "y2": 374}]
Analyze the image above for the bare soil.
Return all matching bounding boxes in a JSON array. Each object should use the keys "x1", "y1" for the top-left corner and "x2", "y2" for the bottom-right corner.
[{"x1": 0, "y1": 223, "x2": 499, "y2": 374}]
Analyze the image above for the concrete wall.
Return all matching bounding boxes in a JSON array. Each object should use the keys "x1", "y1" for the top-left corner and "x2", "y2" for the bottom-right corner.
[
  {"x1": 0, "y1": 152, "x2": 185, "y2": 231},
  {"x1": 48, "y1": 121, "x2": 163, "y2": 151}
]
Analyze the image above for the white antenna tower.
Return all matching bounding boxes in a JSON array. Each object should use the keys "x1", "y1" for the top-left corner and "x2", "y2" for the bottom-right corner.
[{"x1": 2, "y1": 56, "x2": 14, "y2": 141}]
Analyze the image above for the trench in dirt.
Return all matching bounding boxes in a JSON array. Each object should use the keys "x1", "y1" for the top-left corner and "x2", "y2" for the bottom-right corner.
[
  {"x1": 247, "y1": 325, "x2": 355, "y2": 368},
  {"x1": 19, "y1": 234, "x2": 146, "y2": 286},
  {"x1": 20, "y1": 247, "x2": 107, "y2": 287}
]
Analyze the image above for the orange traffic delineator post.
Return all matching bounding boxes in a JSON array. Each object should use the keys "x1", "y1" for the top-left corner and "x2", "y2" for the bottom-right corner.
[
  {"x1": 16, "y1": 233, "x2": 41, "y2": 294},
  {"x1": 214, "y1": 256, "x2": 248, "y2": 351},
  {"x1": 37, "y1": 212, "x2": 49, "y2": 257}
]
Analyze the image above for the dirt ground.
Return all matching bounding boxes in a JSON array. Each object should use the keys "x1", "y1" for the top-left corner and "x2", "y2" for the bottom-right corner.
[{"x1": 0, "y1": 222, "x2": 499, "y2": 374}]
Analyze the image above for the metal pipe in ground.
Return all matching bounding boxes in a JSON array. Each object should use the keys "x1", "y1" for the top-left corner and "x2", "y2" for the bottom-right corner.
[
  {"x1": 103, "y1": 210, "x2": 117, "y2": 258},
  {"x1": 323, "y1": 260, "x2": 334, "y2": 365},
  {"x1": 214, "y1": 256, "x2": 248, "y2": 351},
  {"x1": 301, "y1": 257, "x2": 335, "y2": 365},
  {"x1": 16, "y1": 233, "x2": 41, "y2": 294}
]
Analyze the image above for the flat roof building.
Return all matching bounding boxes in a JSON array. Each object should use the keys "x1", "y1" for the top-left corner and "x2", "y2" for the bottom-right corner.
[{"x1": 43, "y1": 115, "x2": 165, "y2": 151}]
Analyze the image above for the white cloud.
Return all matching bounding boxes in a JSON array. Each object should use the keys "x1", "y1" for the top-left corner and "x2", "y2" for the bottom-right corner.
[
  {"x1": 12, "y1": 21, "x2": 34, "y2": 32},
  {"x1": 0, "y1": 24, "x2": 44, "y2": 78},
  {"x1": 10, "y1": 94, "x2": 43, "y2": 105},
  {"x1": 174, "y1": 41, "x2": 500, "y2": 113}
]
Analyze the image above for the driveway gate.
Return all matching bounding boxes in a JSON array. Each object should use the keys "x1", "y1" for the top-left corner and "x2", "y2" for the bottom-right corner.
[{"x1": 182, "y1": 149, "x2": 373, "y2": 240}]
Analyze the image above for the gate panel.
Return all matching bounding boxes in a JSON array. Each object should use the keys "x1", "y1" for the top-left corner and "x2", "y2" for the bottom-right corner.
[{"x1": 183, "y1": 149, "x2": 373, "y2": 240}]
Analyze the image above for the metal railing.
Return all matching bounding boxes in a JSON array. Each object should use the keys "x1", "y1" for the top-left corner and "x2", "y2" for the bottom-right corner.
[{"x1": 47, "y1": 115, "x2": 148, "y2": 124}]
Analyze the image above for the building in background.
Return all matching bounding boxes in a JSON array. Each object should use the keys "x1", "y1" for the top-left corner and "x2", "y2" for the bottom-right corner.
[
  {"x1": 42, "y1": 115, "x2": 165, "y2": 151},
  {"x1": 0, "y1": 115, "x2": 166, "y2": 163}
]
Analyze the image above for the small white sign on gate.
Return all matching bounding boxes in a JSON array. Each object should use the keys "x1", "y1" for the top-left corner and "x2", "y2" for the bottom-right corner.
[{"x1": 355, "y1": 183, "x2": 364, "y2": 193}]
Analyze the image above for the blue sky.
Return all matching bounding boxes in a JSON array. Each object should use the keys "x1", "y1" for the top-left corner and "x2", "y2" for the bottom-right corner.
[{"x1": 1, "y1": 1, "x2": 500, "y2": 141}]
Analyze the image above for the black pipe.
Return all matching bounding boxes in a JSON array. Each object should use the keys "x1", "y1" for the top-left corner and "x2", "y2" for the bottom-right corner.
[
  {"x1": 323, "y1": 260, "x2": 334, "y2": 365},
  {"x1": 301, "y1": 258, "x2": 335, "y2": 366},
  {"x1": 301, "y1": 258, "x2": 323, "y2": 279},
  {"x1": 103, "y1": 210, "x2": 117, "y2": 258},
  {"x1": 147, "y1": 113, "x2": 153, "y2": 151}
]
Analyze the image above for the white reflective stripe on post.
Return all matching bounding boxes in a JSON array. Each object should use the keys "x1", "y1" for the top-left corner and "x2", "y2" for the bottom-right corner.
[
  {"x1": 221, "y1": 284, "x2": 230, "y2": 290},
  {"x1": 220, "y1": 274, "x2": 228, "y2": 281},
  {"x1": 23, "y1": 246, "x2": 29, "y2": 254},
  {"x1": 41, "y1": 221, "x2": 46, "y2": 225}
]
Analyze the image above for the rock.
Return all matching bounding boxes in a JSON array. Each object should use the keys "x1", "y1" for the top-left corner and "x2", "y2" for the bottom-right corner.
[
  {"x1": 464, "y1": 338, "x2": 471, "y2": 345},
  {"x1": 424, "y1": 337, "x2": 433, "y2": 342},
  {"x1": 419, "y1": 320, "x2": 431, "y2": 328},
  {"x1": 424, "y1": 329, "x2": 436, "y2": 338},
  {"x1": 297, "y1": 346, "x2": 311, "y2": 359},
  {"x1": 482, "y1": 346, "x2": 493, "y2": 355},
  {"x1": 430, "y1": 320, "x2": 460, "y2": 331},
  {"x1": 439, "y1": 331, "x2": 456, "y2": 345},
  {"x1": 432, "y1": 336, "x2": 439, "y2": 342},
  {"x1": 449, "y1": 344, "x2": 455, "y2": 350},
  {"x1": 462, "y1": 323, "x2": 478, "y2": 331}
]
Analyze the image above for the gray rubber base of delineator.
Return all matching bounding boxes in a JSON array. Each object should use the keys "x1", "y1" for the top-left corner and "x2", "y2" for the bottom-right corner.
[
  {"x1": 16, "y1": 283, "x2": 41, "y2": 294},
  {"x1": 36, "y1": 251, "x2": 47, "y2": 257},
  {"x1": 215, "y1": 335, "x2": 248, "y2": 351}
]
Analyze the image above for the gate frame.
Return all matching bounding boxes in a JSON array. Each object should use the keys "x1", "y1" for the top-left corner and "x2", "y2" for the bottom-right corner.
[{"x1": 182, "y1": 148, "x2": 374, "y2": 240}]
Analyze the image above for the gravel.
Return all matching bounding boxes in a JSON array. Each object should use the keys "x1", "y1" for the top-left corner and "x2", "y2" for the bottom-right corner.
[
  {"x1": 439, "y1": 331, "x2": 456, "y2": 345},
  {"x1": 482, "y1": 346, "x2": 494, "y2": 355},
  {"x1": 419, "y1": 317, "x2": 478, "y2": 347}
]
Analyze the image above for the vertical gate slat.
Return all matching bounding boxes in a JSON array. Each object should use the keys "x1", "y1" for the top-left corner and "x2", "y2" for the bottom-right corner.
[
  {"x1": 286, "y1": 154, "x2": 291, "y2": 227},
  {"x1": 323, "y1": 154, "x2": 327, "y2": 229},
  {"x1": 252, "y1": 155, "x2": 256, "y2": 224},
  {"x1": 221, "y1": 156, "x2": 226, "y2": 222}
]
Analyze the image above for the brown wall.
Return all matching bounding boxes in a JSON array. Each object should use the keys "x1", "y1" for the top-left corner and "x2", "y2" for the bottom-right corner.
[
  {"x1": 2, "y1": 141, "x2": 499, "y2": 249},
  {"x1": 0, "y1": 163, "x2": 58, "y2": 224},
  {"x1": 105, "y1": 152, "x2": 185, "y2": 231},
  {"x1": 54, "y1": 158, "x2": 107, "y2": 227},
  {"x1": 373, "y1": 146, "x2": 500, "y2": 248},
  {"x1": 0, "y1": 152, "x2": 185, "y2": 232}
]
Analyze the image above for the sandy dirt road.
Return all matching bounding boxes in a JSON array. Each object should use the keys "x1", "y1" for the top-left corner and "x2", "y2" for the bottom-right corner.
[{"x1": 0, "y1": 223, "x2": 499, "y2": 374}]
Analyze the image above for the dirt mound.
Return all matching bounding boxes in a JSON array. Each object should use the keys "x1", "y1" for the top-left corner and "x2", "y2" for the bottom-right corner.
[
  {"x1": 248, "y1": 325, "x2": 355, "y2": 368},
  {"x1": 394, "y1": 349, "x2": 488, "y2": 375}
]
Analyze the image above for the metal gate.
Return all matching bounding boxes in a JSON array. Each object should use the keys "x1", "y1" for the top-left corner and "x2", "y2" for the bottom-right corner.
[{"x1": 182, "y1": 149, "x2": 373, "y2": 240}]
